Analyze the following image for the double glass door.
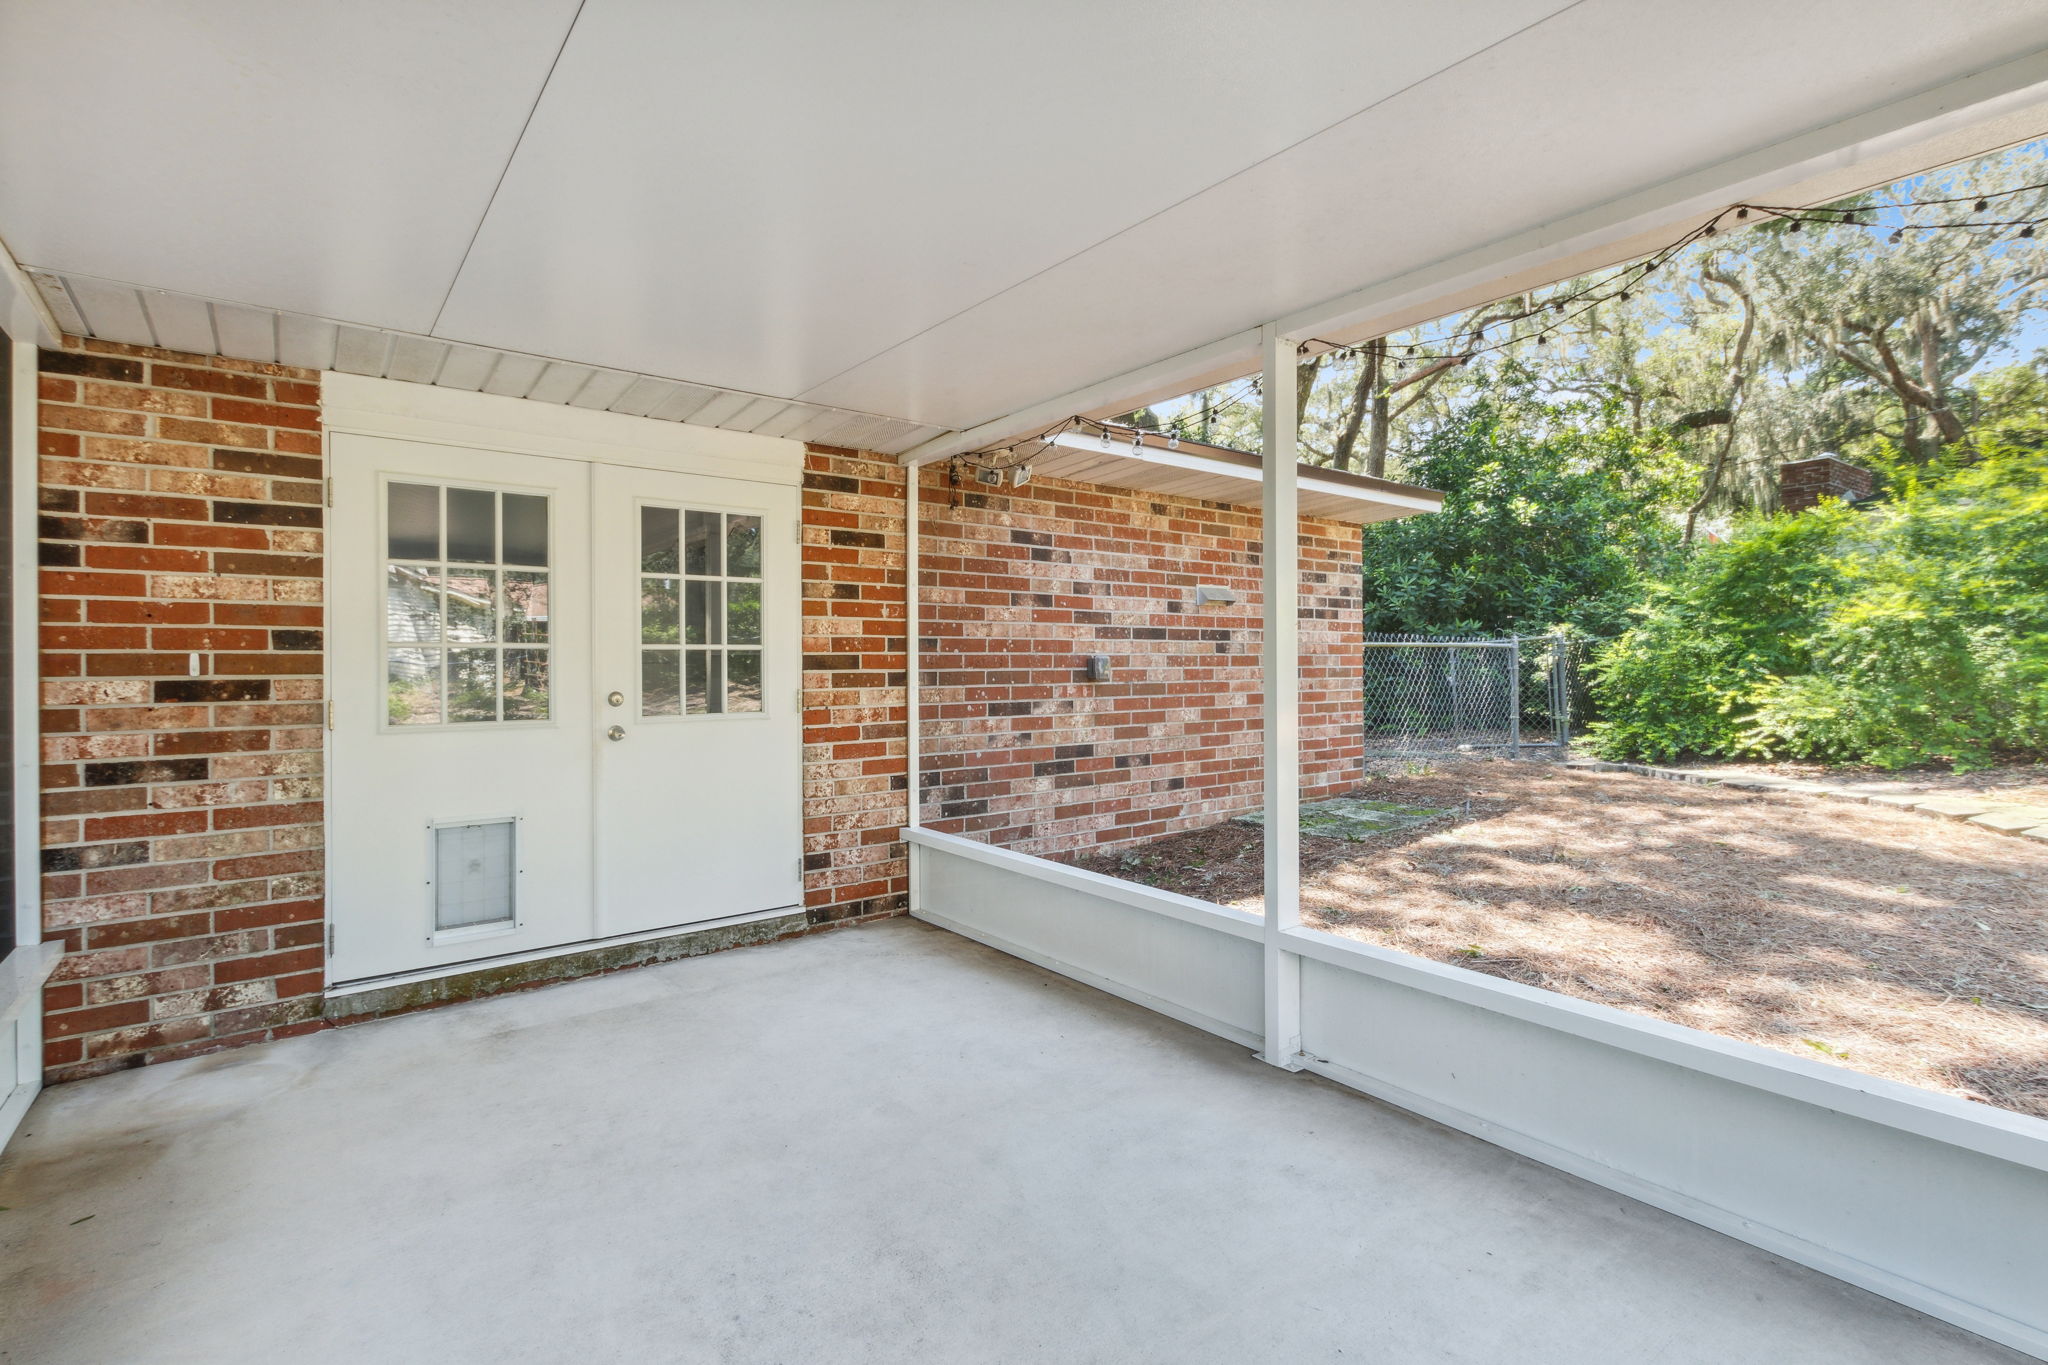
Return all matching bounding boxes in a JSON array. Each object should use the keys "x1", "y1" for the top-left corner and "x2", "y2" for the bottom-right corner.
[{"x1": 329, "y1": 435, "x2": 800, "y2": 983}]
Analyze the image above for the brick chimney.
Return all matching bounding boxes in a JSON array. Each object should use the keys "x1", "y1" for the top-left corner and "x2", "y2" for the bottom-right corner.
[{"x1": 1779, "y1": 455, "x2": 1874, "y2": 513}]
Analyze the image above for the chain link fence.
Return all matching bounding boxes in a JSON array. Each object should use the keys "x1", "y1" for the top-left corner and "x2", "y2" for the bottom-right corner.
[{"x1": 1361, "y1": 632, "x2": 1598, "y2": 758}]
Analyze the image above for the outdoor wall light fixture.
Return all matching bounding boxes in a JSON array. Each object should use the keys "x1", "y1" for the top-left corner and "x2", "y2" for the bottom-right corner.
[{"x1": 1195, "y1": 584, "x2": 1238, "y2": 607}]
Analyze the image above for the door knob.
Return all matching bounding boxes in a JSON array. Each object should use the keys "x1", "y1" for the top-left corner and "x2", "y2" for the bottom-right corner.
[{"x1": 606, "y1": 725, "x2": 626, "y2": 742}]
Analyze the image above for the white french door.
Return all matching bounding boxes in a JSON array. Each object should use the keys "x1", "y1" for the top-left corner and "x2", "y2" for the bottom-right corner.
[
  {"x1": 592, "y1": 463, "x2": 801, "y2": 936},
  {"x1": 328, "y1": 433, "x2": 801, "y2": 983}
]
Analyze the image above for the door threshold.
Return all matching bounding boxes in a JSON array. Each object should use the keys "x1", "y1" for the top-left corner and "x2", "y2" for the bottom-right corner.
[{"x1": 326, "y1": 905, "x2": 803, "y2": 998}]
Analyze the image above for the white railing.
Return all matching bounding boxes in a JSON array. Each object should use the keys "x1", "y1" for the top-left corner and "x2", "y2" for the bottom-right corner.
[{"x1": 905, "y1": 826, "x2": 2048, "y2": 1359}]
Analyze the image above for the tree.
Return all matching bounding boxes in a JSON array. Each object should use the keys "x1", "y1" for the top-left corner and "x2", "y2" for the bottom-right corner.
[{"x1": 1356, "y1": 393, "x2": 1684, "y2": 637}]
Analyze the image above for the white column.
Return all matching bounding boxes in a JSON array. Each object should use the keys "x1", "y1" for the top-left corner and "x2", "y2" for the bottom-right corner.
[
  {"x1": 904, "y1": 464, "x2": 921, "y2": 832},
  {"x1": 1258, "y1": 323, "x2": 1303, "y2": 1069}
]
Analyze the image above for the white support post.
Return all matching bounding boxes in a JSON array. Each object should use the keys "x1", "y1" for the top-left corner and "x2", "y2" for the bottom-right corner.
[
  {"x1": 1257, "y1": 323, "x2": 1303, "y2": 1069},
  {"x1": 905, "y1": 464, "x2": 921, "y2": 832}
]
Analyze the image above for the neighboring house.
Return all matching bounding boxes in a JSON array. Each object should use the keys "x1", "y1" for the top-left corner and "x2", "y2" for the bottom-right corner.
[{"x1": 0, "y1": 6, "x2": 2045, "y2": 1360}]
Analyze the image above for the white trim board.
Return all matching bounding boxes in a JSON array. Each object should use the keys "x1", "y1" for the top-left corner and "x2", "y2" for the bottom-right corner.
[
  {"x1": 2, "y1": 336, "x2": 51, "y2": 1153},
  {"x1": 321, "y1": 372, "x2": 804, "y2": 485}
]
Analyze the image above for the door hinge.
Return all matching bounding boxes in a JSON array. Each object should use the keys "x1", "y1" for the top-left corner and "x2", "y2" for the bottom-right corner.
[
  {"x1": 326, "y1": 699, "x2": 335, "y2": 731},
  {"x1": 324, "y1": 476, "x2": 334, "y2": 508},
  {"x1": 326, "y1": 923, "x2": 336, "y2": 957}
]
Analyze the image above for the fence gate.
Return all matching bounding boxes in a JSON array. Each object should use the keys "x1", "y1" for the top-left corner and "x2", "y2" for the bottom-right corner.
[{"x1": 1360, "y1": 633, "x2": 1580, "y2": 758}]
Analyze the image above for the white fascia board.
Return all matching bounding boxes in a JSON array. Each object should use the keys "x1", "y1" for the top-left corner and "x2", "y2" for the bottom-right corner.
[
  {"x1": 1277, "y1": 46, "x2": 2048, "y2": 344},
  {"x1": 1042, "y1": 429, "x2": 1439, "y2": 515},
  {"x1": 901, "y1": 49, "x2": 2048, "y2": 467}
]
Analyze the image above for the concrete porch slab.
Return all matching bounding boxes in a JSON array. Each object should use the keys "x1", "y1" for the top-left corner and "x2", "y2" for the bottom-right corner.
[{"x1": 0, "y1": 920, "x2": 2028, "y2": 1364}]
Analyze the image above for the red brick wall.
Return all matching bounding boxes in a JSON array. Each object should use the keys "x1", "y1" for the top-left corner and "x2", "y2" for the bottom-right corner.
[
  {"x1": 800, "y1": 448, "x2": 910, "y2": 924},
  {"x1": 917, "y1": 464, "x2": 1364, "y2": 857},
  {"x1": 36, "y1": 339, "x2": 326, "y2": 1081}
]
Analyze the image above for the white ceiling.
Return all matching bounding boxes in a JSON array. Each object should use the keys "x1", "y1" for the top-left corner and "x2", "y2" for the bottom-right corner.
[{"x1": 5, "y1": 0, "x2": 2048, "y2": 444}]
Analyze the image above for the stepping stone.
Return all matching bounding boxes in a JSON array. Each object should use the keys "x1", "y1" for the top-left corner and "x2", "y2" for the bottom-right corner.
[
  {"x1": 1913, "y1": 797, "x2": 1997, "y2": 820},
  {"x1": 1968, "y1": 807, "x2": 2048, "y2": 834},
  {"x1": 1238, "y1": 796, "x2": 1453, "y2": 841},
  {"x1": 1865, "y1": 793, "x2": 1927, "y2": 809}
]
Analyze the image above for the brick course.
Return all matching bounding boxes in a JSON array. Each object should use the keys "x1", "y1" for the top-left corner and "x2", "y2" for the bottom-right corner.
[{"x1": 37, "y1": 339, "x2": 327, "y2": 1080}]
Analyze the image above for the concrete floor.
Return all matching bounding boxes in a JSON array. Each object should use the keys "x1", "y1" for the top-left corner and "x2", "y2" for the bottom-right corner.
[{"x1": 0, "y1": 919, "x2": 2027, "y2": 1365}]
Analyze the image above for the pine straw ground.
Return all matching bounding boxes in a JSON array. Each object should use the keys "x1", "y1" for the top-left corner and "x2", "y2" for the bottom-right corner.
[{"x1": 1067, "y1": 762, "x2": 2048, "y2": 1119}]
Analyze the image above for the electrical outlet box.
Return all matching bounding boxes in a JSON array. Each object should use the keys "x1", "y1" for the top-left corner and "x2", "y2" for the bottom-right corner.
[{"x1": 1085, "y1": 653, "x2": 1113, "y2": 682}]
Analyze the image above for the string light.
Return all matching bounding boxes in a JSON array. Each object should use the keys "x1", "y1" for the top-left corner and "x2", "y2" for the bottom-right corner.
[{"x1": 954, "y1": 179, "x2": 2048, "y2": 463}]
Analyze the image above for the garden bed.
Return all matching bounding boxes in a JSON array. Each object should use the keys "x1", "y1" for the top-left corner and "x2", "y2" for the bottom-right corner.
[{"x1": 1068, "y1": 760, "x2": 2048, "y2": 1118}]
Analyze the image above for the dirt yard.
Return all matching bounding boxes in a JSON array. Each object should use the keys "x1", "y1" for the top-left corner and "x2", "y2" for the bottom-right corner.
[{"x1": 1068, "y1": 761, "x2": 2048, "y2": 1119}]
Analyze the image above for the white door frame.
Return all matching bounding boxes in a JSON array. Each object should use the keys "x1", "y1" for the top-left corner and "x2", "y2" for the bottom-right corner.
[
  {"x1": 319, "y1": 375, "x2": 805, "y2": 989},
  {"x1": 3, "y1": 333, "x2": 60, "y2": 1150}
]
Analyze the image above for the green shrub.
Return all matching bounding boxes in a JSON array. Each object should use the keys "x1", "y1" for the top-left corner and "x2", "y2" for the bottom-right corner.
[
  {"x1": 1583, "y1": 511, "x2": 1851, "y2": 762},
  {"x1": 1587, "y1": 443, "x2": 2048, "y2": 770}
]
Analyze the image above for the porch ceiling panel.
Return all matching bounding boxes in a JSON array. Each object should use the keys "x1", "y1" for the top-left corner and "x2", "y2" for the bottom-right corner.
[
  {"x1": 5, "y1": 1, "x2": 2048, "y2": 453},
  {"x1": 0, "y1": 0, "x2": 584, "y2": 331},
  {"x1": 803, "y1": 0, "x2": 2048, "y2": 429},
  {"x1": 427, "y1": 0, "x2": 1575, "y2": 401}
]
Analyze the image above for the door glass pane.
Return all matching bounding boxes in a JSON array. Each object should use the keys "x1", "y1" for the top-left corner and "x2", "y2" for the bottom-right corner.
[
  {"x1": 727, "y1": 650, "x2": 761, "y2": 712},
  {"x1": 502, "y1": 493, "x2": 548, "y2": 567},
  {"x1": 448, "y1": 649, "x2": 499, "y2": 722},
  {"x1": 684, "y1": 651, "x2": 717, "y2": 714},
  {"x1": 447, "y1": 487, "x2": 498, "y2": 564},
  {"x1": 388, "y1": 649, "x2": 442, "y2": 725},
  {"x1": 641, "y1": 506, "x2": 678, "y2": 573},
  {"x1": 388, "y1": 483, "x2": 439, "y2": 560},
  {"x1": 684, "y1": 581, "x2": 724, "y2": 645},
  {"x1": 683, "y1": 510, "x2": 720, "y2": 576},
  {"x1": 726, "y1": 581, "x2": 760, "y2": 644},
  {"x1": 383, "y1": 482, "x2": 550, "y2": 728},
  {"x1": 726, "y1": 515, "x2": 761, "y2": 577},
  {"x1": 504, "y1": 571, "x2": 549, "y2": 643},
  {"x1": 642, "y1": 650, "x2": 680, "y2": 717},
  {"x1": 445, "y1": 570, "x2": 498, "y2": 642},
  {"x1": 642, "y1": 578, "x2": 679, "y2": 644},
  {"x1": 387, "y1": 566, "x2": 441, "y2": 642},
  {"x1": 503, "y1": 649, "x2": 550, "y2": 722}
]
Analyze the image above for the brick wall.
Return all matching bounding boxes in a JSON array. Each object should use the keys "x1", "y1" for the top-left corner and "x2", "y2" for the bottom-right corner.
[
  {"x1": 36, "y1": 339, "x2": 325, "y2": 1081},
  {"x1": 917, "y1": 464, "x2": 1364, "y2": 858},
  {"x1": 800, "y1": 448, "x2": 910, "y2": 924},
  {"x1": 27, "y1": 357, "x2": 1370, "y2": 1080}
]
